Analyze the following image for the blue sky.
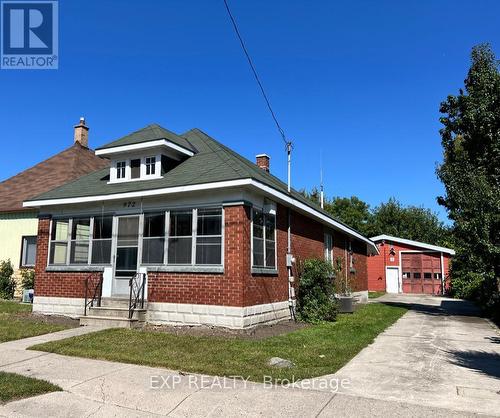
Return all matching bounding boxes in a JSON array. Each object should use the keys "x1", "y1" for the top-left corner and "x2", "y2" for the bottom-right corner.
[{"x1": 1, "y1": 0, "x2": 499, "y2": 223}]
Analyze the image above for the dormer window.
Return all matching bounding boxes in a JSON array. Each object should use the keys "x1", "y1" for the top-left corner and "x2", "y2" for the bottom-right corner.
[
  {"x1": 145, "y1": 156, "x2": 156, "y2": 176},
  {"x1": 116, "y1": 161, "x2": 126, "y2": 179},
  {"x1": 109, "y1": 154, "x2": 164, "y2": 183},
  {"x1": 130, "y1": 159, "x2": 141, "y2": 179}
]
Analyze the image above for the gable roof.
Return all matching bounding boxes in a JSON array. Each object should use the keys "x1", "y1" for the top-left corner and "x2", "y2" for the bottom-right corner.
[
  {"x1": 370, "y1": 234, "x2": 455, "y2": 255},
  {"x1": 23, "y1": 126, "x2": 377, "y2": 253},
  {"x1": 0, "y1": 143, "x2": 109, "y2": 213},
  {"x1": 95, "y1": 124, "x2": 196, "y2": 153}
]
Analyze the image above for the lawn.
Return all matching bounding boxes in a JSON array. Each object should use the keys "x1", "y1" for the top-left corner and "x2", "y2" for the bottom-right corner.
[
  {"x1": 30, "y1": 303, "x2": 406, "y2": 382},
  {"x1": 0, "y1": 300, "x2": 73, "y2": 343},
  {"x1": 368, "y1": 291, "x2": 386, "y2": 299},
  {"x1": 0, "y1": 372, "x2": 61, "y2": 403}
]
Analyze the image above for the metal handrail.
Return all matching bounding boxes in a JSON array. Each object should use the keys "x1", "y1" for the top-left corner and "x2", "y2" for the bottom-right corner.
[
  {"x1": 128, "y1": 273, "x2": 146, "y2": 319},
  {"x1": 84, "y1": 273, "x2": 103, "y2": 316}
]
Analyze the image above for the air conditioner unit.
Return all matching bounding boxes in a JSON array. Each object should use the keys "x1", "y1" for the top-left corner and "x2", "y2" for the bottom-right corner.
[{"x1": 22, "y1": 289, "x2": 34, "y2": 304}]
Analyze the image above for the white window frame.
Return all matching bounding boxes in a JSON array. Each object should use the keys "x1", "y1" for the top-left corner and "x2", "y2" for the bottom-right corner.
[
  {"x1": 20, "y1": 235, "x2": 37, "y2": 268},
  {"x1": 69, "y1": 217, "x2": 92, "y2": 265},
  {"x1": 324, "y1": 232, "x2": 333, "y2": 265},
  {"x1": 251, "y1": 207, "x2": 277, "y2": 269},
  {"x1": 110, "y1": 154, "x2": 162, "y2": 184},
  {"x1": 48, "y1": 218, "x2": 71, "y2": 265},
  {"x1": 47, "y1": 207, "x2": 224, "y2": 268},
  {"x1": 116, "y1": 161, "x2": 126, "y2": 179},
  {"x1": 144, "y1": 156, "x2": 157, "y2": 176}
]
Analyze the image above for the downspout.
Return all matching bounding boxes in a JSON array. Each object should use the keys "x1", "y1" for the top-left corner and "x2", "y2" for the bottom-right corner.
[{"x1": 287, "y1": 207, "x2": 296, "y2": 321}]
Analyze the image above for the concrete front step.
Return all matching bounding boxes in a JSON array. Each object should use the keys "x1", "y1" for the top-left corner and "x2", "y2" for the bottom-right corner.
[
  {"x1": 88, "y1": 306, "x2": 146, "y2": 321},
  {"x1": 79, "y1": 315, "x2": 142, "y2": 329},
  {"x1": 100, "y1": 298, "x2": 130, "y2": 308}
]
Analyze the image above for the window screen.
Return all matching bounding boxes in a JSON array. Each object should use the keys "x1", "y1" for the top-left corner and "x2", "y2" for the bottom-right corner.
[
  {"x1": 168, "y1": 211, "x2": 192, "y2": 264},
  {"x1": 142, "y1": 213, "x2": 165, "y2": 264},
  {"x1": 196, "y1": 209, "x2": 222, "y2": 265}
]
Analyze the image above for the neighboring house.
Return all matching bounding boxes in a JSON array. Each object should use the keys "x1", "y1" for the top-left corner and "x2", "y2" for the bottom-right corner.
[
  {"x1": 24, "y1": 124, "x2": 378, "y2": 328},
  {"x1": 0, "y1": 118, "x2": 108, "y2": 294},
  {"x1": 367, "y1": 234, "x2": 455, "y2": 295}
]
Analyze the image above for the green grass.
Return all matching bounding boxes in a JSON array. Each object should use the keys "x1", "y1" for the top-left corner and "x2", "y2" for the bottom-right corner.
[
  {"x1": 0, "y1": 300, "x2": 71, "y2": 343},
  {"x1": 30, "y1": 303, "x2": 406, "y2": 382},
  {"x1": 368, "y1": 291, "x2": 386, "y2": 299},
  {"x1": 0, "y1": 372, "x2": 61, "y2": 403}
]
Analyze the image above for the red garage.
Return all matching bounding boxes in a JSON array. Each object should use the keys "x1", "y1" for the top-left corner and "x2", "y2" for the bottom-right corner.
[{"x1": 367, "y1": 234, "x2": 455, "y2": 295}]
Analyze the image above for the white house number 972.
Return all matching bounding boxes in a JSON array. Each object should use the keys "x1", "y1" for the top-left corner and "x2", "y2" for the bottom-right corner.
[{"x1": 123, "y1": 201, "x2": 136, "y2": 208}]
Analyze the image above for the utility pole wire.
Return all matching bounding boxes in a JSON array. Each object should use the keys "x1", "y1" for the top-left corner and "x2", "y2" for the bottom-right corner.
[{"x1": 222, "y1": 0, "x2": 290, "y2": 147}]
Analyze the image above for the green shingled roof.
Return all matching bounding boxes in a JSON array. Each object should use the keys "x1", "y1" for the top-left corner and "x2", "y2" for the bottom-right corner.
[
  {"x1": 26, "y1": 126, "x2": 373, "y2": 247},
  {"x1": 96, "y1": 124, "x2": 197, "y2": 153}
]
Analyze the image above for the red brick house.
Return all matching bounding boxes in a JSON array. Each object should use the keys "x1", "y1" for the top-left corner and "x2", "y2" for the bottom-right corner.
[
  {"x1": 367, "y1": 234, "x2": 454, "y2": 295},
  {"x1": 24, "y1": 124, "x2": 378, "y2": 328}
]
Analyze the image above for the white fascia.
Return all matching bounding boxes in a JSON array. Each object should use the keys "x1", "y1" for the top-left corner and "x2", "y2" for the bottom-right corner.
[
  {"x1": 370, "y1": 234, "x2": 455, "y2": 255},
  {"x1": 23, "y1": 178, "x2": 378, "y2": 253},
  {"x1": 95, "y1": 139, "x2": 194, "y2": 157}
]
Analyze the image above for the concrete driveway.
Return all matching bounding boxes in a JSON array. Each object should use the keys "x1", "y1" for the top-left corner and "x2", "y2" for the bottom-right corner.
[
  {"x1": 0, "y1": 295, "x2": 498, "y2": 417},
  {"x1": 312, "y1": 294, "x2": 500, "y2": 416}
]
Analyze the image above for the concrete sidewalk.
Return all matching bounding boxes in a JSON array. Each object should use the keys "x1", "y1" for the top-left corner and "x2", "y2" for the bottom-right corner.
[
  {"x1": 311, "y1": 294, "x2": 500, "y2": 417},
  {"x1": 0, "y1": 299, "x2": 497, "y2": 417}
]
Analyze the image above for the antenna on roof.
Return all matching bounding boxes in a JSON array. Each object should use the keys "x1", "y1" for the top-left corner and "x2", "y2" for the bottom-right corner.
[{"x1": 320, "y1": 150, "x2": 324, "y2": 209}]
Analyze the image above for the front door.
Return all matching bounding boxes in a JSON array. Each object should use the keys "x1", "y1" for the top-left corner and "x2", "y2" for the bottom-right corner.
[
  {"x1": 386, "y1": 267, "x2": 400, "y2": 293},
  {"x1": 113, "y1": 216, "x2": 140, "y2": 297}
]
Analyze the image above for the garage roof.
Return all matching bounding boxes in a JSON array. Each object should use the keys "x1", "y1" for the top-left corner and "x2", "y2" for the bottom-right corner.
[{"x1": 370, "y1": 234, "x2": 455, "y2": 255}]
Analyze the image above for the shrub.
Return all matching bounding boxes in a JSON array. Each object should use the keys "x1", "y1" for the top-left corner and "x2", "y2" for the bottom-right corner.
[
  {"x1": 20, "y1": 268, "x2": 35, "y2": 290},
  {"x1": 296, "y1": 258, "x2": 337, "y2": 322},
  {"x1": 0, "y1": 260, "x2": 15, "y2": 300}
]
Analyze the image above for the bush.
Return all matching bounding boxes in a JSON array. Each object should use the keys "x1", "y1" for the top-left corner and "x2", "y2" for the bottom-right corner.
[
  {"x1": 20, "y1": 268, "x2": 35, "y2": 290},
  {"x1": 296, "y1": 258, "x2": 337, "y2": 322},
  {"x1": 0, "y1": 260, "x2": 15, "y2": 300}
]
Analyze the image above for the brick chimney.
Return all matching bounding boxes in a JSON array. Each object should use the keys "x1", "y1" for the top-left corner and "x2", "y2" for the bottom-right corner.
[
  {"x1": 74, "y1": 117, "x2": 89, "y2": 147},
  {"x1": 256, "y1": 154, "x2": 270, "y2": 172}
]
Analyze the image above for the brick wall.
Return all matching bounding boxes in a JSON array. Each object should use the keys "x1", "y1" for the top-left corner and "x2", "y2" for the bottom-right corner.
[{"x1": 34, "y1": 204, "x2": 370, "y2": 307}]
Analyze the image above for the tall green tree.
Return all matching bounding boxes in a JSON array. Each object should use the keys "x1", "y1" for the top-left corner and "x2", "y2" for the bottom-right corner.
[
  {"x1": 300, "y1": 189, "x2": 449, "y2": 244},
  {"x1": 300, "y1": 188, "x2": 371, "y2": 234},
  {"x1": 367, "y1": 198, "x2": 451, "y2": 246},
  {"x1": 437, "y1": 44, "x2": 500, "y2": 317}
]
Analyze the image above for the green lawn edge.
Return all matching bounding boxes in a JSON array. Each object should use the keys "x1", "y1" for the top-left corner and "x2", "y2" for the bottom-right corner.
[
  {"x1": 29, "y1": 303, "x2": 406, "y2": 382},
  {"x1": 0, "y1": 300, "x2": 72, "y2": 343},
  {"x1": 0, "y1": 372, "x2": 62, "y2": 404}
]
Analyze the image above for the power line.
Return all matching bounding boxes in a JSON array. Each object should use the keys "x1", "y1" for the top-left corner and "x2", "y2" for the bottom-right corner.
[{"x1": 222, "y1": 0, "x2": 290, "y2": 147}]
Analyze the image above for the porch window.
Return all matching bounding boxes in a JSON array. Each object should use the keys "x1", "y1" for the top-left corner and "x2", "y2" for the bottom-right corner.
[
  {"x1": 70, "y1": 218, "x2": 91, "y2": 264},
  {"x1": 142, "y1": 213, "x2": 165, "y2": 264},
  {"x1": 196, "y1": 209, "x2": 222, "y2": 265},
  {"x1": 49, "y1": 219, "x2": 69, "y2": 264},
  {"x1": 91, "y1": 216, "x2": 113, "y2": 264},
  {"x1": 252, "y1": 208, "x2": 276, "y2": 269},
  {"x1": 168, "y1": 211, "x2": 193, "y2": 264}
]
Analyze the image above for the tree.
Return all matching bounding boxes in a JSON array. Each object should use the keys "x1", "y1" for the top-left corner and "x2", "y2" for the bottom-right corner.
[
  {"x1": 300, "y1": 188, "x2": 371, "y2": 235},
  {"x1": 0, "y1": 260, "x2": 15, "y2": 300},
  {"x1": 367, "y1": 198, "x2": 451, "y2": 246},
  {"x1": 437, "y1": 44, "x2": 500, "y2": 319},
  {"x1": 301, "y1": 189, "x2": 450, "y2": 245}
]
